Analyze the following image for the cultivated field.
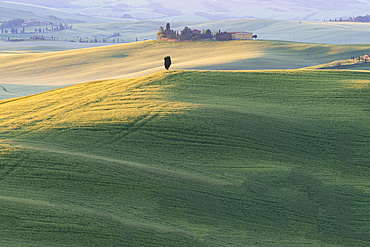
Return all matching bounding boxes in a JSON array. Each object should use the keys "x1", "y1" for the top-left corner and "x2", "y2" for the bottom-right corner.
[
  {"x1": 1, "y1": 40, "x2": 370, "y2": 87},
  {"x1": 1, "y1": 3, "x2": 370, "y2": 246},
  {"x1": 0, "y1": 70, "x2": 369, "y2": 246}
]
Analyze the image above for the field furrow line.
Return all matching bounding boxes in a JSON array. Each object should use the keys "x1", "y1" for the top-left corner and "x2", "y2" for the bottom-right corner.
[{"x1": 10, "y1": 139, "x2": 226, "y2": 186}]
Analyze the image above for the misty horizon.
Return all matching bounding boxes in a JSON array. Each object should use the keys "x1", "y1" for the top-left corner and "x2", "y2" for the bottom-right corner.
[{"x1": 2, "y1": 0, "x2": 370, "y2": 22}]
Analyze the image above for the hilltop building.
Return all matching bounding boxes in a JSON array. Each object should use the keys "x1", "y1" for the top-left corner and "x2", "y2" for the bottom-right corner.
[
  {"x1": 23, "y1": 19, "x2": 38, "y2": 26},
  {"x1": 229, "y1": 32, "x2": 253, "y2": 40},
  {"x1": 192, "y1": 29, "x2": 202, "y2": 34},
  {"x1": 22, "y1": 19, "x2": 49, "y2": 27}
]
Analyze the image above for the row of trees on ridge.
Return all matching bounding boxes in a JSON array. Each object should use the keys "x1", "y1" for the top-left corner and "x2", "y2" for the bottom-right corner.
[
  {"x1": 329, "y1": 15, "x2": 370, "y2": 22},
  {"x1": 157, "y1": 23, "x2": 235, "y2": 41},
  {"x1": 1, "y1": 19, "x2": 72, "y2": 34}
]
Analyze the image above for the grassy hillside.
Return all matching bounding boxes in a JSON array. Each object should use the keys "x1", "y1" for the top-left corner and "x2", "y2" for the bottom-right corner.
[
  {"x1": 1, "y1": 40, "x2": 370, "y2": 87},
  {"x1": 0, "y1": 70, "x2": 369, "y2": 246}
]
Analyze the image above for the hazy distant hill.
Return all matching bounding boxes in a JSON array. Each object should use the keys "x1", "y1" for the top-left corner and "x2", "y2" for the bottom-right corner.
[
  {"x1": 18, "y1": 19, "x2": 370, "y2": 44},
  {"x1": 4, "y1": 0, "x2": 370, "y2": 21},
  {"x1": 3, "y1": 0, "x2": 370, "y2": 43},
  {"x1": 0, "y1": 1, "x2": 122, "y2": 23}
]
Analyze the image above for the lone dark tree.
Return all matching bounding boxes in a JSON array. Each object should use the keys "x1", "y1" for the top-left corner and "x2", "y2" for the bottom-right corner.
[
  {"x1": 165, "y1": 23, "x2": 176, "y2": 39},
  {"x1": 165, "y1": 23, "x2": 171, "y2": 36},
  {"x1": 164, "y1": 56, "x2": 171, "y2": 70}
]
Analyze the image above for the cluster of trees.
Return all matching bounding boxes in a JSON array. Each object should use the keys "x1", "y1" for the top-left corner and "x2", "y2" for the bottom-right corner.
[
  {"x1": 329, "y1": 15, "x2": 370, "y2": 22},
  {"x1": 7, "y1": 28, "x2": 22, "y2": 34},
  {"x1": 109, "y1": 32, "x2": 121, "y2": 38},
  {"x1": 157, "y1": 23, "x2": 214, "y2": 41},
  {"x1": 157, "y1": 23, "x2": 256, "y2": 41},
  {"x1": 215, "y1": 32, "x2": 232, "y2": 41},
  {"x1": 0, "y1": 19, "x2": 24, "y2": 29},
  {"x1": 1, "y1": 27, "x2": 31, "y2": 34},
  {"x1": 33, "y1": 23, "x2": 72, "y2": 33},
  {"x1": 157, "y1": 23, "x2": 176, "y2": 39},
  {"x1": 76, "y1": 36, "x2": 125, "y2": 43}
]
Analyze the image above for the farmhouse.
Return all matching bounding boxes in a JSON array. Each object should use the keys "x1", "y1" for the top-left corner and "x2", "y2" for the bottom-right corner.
[
  {"x1": 229, "y1": 31, "x2": 253, "y2": 40},
  {"x1": 22, "y1": 19, "x2": 38, "y2": 26},
  {"x1": 360, "y1": 54, "x2": 370, "y2": 60},
  {"x1": 25, "y1": 19, "x2": 38, "y2": 24},
  {"x1": 192, "y1": 29, "x2": 202, "y2": 34},
  {"x1": 30, "y1": 35, "x2": 44, "y2": 40}
]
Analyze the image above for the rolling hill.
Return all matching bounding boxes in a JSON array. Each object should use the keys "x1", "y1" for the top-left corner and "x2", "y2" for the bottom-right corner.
[
  {"x1": 0, "y1": 70, "x2": 369, "y2": 246},
  {"x1": 2, "y1": 40, "x2": 370, "y2": 87}
]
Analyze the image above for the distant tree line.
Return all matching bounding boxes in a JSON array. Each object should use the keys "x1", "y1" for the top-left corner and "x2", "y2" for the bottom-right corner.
[
  {"x1": 0, "y1": 18, "x2": 72, "y2": 34},
  {"x1": 329, "y1": 15, "x2": 370, "y2": 22},
  {"x1": 0, "y1": 19, "x2": 24, "y2": 29},
  {"x1": 77, "y1": 36, "x2": 125, "y2": 43}
]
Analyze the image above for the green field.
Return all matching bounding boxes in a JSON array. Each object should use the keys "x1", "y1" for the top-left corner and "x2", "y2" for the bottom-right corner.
[
  {"x1": 0, "y1": 70, "x2": 369, "y2": 246},
  {"x1": 1, "y1": 4, "x2": 369, "y2": 245}
]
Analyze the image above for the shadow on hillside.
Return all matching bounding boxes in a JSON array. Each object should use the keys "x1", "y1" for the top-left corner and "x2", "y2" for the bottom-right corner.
[{"x1": 193, "y1": 45, "x2": 370, "y2": 70}]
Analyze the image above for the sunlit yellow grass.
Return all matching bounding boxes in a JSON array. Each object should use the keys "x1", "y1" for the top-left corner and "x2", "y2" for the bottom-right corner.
[
  {"x1": 0, "y1": 71, "x2": 194, "y2": 134},
  {"x1": 2, "y1": 39, "x2": 370, "y2": 90},
  {"x1": 2, "y1": 40, "x2": 370, "y2": 86},
  {"x1": 0, "y1": 140, "x2": 19, "y2": 159},
  {"x1": 0, "y1": 39, "x2": 352, "y2": 86},
  {"x1": 346, "y1": 79, "x2": 370, "y2": 89},
  {"x1": 0, "y1": 40, "x2": 265, "y2": 85}
]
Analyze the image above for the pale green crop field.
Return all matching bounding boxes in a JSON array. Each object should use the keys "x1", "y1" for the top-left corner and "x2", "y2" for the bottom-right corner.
[
  {"x1": 3, "y1": 18, "x2": 370, "y2": 44},
  {"x1": 0, "y1": 70, "x2": 369, "y2": 246},
  {"x1": 0, "y1": 4, "x2": 369, "y2": 246},
  {"x1": 0, "y1": 83, "x2": 60, "y2": 100}
]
